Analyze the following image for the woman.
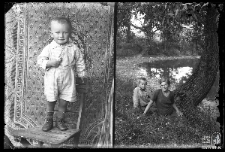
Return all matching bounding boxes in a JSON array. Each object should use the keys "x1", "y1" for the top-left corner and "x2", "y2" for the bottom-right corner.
[{"x1": 143, "y1": 77, "x2": 183, "y2": 117}]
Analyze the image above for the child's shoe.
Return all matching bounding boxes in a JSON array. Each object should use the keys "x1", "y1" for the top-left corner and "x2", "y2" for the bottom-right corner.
[
  {"x1": 56, "y1": 111, "x2": 68, "y2": 131},
  {"x1": 42, "y1": 111, "x2": 54, "y2": 132}
]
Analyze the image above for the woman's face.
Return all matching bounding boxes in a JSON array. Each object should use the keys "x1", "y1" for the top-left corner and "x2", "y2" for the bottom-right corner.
[{"x1": 160, "y1": 81, "x2": 169, "y2": 92}]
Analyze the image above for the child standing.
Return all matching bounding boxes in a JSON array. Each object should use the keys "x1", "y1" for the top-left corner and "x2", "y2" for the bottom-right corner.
[
  {"x1": 133, "y1": 77, "x2": 152, "y2": 111},
  {"x1": 37, "y1": 17, "x2": 86, "y2": 132}
]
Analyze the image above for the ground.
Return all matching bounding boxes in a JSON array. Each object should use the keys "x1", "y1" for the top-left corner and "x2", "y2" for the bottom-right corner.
[{"x1": 115, "y1": 54, "x2": 220, "y2": 148}]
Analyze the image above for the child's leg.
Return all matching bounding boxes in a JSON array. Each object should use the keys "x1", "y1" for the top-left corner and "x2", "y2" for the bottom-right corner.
[
  {"x1": 58, "y1": 99, "x2": 68, "y2": 112},
  {"x1": 42, "y1": 101, "x2": 56, "y2": 132},
  {"x1": 56, "y1": 99, "x2": 68, "y2": 131},
  {"x1": 47, "y1": 101, "x2": 57, "y2": 111}
]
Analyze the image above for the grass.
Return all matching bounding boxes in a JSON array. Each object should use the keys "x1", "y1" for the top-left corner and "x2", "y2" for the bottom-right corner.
[{"x1": 115, "y1": 55, "x2": 220, "y2": 148}]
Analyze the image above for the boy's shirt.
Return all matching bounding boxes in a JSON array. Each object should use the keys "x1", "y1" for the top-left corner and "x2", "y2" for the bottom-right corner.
[
  {"x1": 37, "y1": 40, "x2": 86, "y2": 77},
  {"x1": 133, "y1": 87, "x2": 152, "y2": 108}
]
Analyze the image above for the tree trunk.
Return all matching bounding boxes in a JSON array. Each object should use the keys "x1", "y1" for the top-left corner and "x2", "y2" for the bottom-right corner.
[
  {"x1": 192, "y1": 41, "x2": 194, "y2": 55},
  {"x1": 195, "y1": 39, "x2": 198, "y2": 55},
  {"x1": 164, "y1": 40, "x2": 167, "y2": 53},
  {"x1": 174, "y1": 4, "x2": 219, "y2": 132},
  {"x1": 163, "y1": 67, "x2": 170, "y2": 79},
  {"x1": 126, "y1": 24, "x2": 131, "y2": 43}
]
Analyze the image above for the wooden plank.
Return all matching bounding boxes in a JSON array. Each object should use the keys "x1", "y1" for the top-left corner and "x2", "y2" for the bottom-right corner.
[
  {"x1": 8, "y1": 126, "x2": 80, "y2": 145},
  {"x1": 76, "y1": 93, "x2": 85, "y2": 130}
]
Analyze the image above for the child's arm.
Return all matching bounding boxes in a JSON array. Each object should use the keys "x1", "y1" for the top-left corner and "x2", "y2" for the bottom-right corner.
[
  {"x1": 143, "y1": 99, "x2": 153, "y2": 115},
  {"x1": 141, "y1": 90, "x2": 153, "y2": 112},
  {"x1": 75, "y1": 48, "x2": 86, "y2": 78},
  {"x1": 37, "y1": 45, "x2": 51, "y2": 70},
  {"x1": 37, "y1": 46, "x2": 62, "y2": 70},
  {"x1": 47, "y1": 59, "x2": 62, "y2": 68},
  {"x1": 133, "y1": 88, "x2": 140, "y2": 108},
  {"x1": 75, "y1": 47, "x2": 87, "y2": 93},
  {"x1": 139, "y1": 99, "x2": 148, "y2": 106}
]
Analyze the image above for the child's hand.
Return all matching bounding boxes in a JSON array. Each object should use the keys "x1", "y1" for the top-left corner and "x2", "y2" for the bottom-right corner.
[
  {"x1": 76, "y1": 77, "x2": 86, "y2": 85},
  {"x1": 76, "y1": 77, "x2": 87, "y2": 94},
  {"x1": 49, "y1": 58, "x2": 62, "y2": 68},
  {"x1": 137, "y1": 113, "x2": 146, "y2": 119}
]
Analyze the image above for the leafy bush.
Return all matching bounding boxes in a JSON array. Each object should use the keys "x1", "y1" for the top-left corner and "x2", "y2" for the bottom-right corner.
[
  {"x1": 116, "y1": 42, "x2": 142, "y2": 57},
  {"x1": 117, "y1": 34, "x2": 203, "y2": 57}
]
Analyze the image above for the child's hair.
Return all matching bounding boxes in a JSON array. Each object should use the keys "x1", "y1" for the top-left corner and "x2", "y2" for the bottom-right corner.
[
  {"x1": 159, "y1": 77, "x2": 170, "y2": 86},
  {"x1": 137, "y1": 77, "x2": 147, "y2": 86},
  {"x1": 50, "y1": 16, "x2": 72, "y2": 32}
]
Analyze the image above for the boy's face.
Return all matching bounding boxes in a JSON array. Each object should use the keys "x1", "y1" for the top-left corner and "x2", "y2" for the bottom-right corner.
[
  {"x1": 51, "y1": 21, "x2": 70, "y2": 45},
  {"x1": 139, "y1": 80, "x2": 147, "y2": 90}
]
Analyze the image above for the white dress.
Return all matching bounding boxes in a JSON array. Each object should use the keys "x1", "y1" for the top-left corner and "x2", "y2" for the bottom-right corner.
[{"x1": 37, "y1": 40, "x2": 86, "y2": 102}]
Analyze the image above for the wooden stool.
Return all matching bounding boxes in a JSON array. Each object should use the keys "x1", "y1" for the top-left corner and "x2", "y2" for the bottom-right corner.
[
  {"x1": 8, "y1": 93, "x2": 85, "y2": 148},
  {"x1": 8, "y1": 126, "x2": 80, "y2": 148}
]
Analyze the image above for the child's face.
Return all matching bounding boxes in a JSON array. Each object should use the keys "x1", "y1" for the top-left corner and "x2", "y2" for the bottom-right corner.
[
  {"x1": 139, "y1": 80, "x2": 147, "y2": 90},
  {"x1": 51, "y1": 21, "x2": 70, "y2": 45}
]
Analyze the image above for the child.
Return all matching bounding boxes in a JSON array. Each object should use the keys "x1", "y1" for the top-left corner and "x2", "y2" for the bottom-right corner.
[
  {"x1": 37, "y1": 17, "x2": 86, "y2": 132},
  {"x1": 133, "y1": 77, "x2": 152, "y2": 111}
]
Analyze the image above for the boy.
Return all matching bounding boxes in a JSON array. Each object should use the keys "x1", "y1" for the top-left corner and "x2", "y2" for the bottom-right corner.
[
  {"x1": 133, "y1": 77, "x2": 151, "y2": 111},
  {"x1": 37, "y1": 17, "x2": 86, "y2": 132}
]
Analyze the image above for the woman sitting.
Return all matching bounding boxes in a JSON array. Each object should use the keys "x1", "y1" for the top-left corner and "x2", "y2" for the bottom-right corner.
[{"x1": 143, "y1": 77, "x2": 183, "y2": 117}]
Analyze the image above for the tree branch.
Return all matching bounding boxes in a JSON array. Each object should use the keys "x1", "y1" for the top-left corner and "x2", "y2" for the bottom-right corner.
[
  {"x1": 130, "y1": 22, "x2": 161, "y2": 35},
  {"x1": 152, "y1": 28, "x2": 160, "y2": 33}
]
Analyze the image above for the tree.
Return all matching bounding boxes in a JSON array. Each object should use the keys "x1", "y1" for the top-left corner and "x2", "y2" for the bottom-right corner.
[
  {"x1": 174, "y1": 3, "x2": 221, "y2": 132},
  {"x1": 121, "y1": 2, "x2": 211, "y2": 55},
  {"x1": 117, "y1": 2, "x2": 136, "y2": 43},
  {"x1": 117, "y1": 2, "x2": 222, "y2": 132}
]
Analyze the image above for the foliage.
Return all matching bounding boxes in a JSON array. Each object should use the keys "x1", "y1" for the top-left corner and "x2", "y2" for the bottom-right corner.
[
  {"x1": 117, "y1": 2, "x2": 223, "y2": 57},
  {"x1": 116, "y1": 42, "x2": 142, "y2": 57},
  {"x1": 115, "y1": 76, "x2": 220, "y2": 147},
  {"x1": 125, "y1": 2, "x2": 216, "y2": 39},
  {"x1": 116, "y1": 37, "x2": 201, "y2": 57},
  {"x1": 117, "y1": 2, "x2": 136, "y2": 29},
  {"x1": 117, "y1": 2, "x2": 137, "y2": 43},
  {"x1": 115, "y1": 48, "x2": 220, "y2": 147}
]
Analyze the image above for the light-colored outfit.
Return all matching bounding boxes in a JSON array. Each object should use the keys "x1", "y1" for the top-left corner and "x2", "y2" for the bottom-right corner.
[
  {"x1": 37, "y1": 40, "x2": 86, "y2": 102},
  {"x1": 133, "y1": 87, "x2": 151, "y2": 108}
]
